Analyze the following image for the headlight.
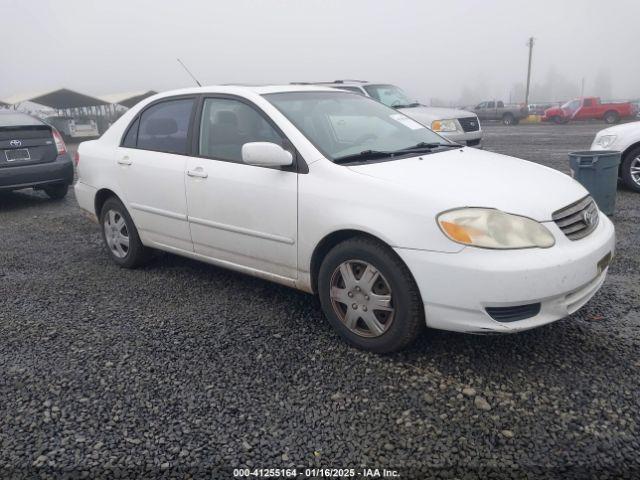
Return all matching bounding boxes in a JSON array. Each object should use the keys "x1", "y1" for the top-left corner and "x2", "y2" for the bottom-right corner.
[
  {"x1": 594, "y1": 134, "x2": 617, "y2": 148},
  {"x1": 437, "y1": 208, "x2": 555, "y2": 249},
  {"x1": 431, "y1": 119, "x2": 458, "y2": 132}
]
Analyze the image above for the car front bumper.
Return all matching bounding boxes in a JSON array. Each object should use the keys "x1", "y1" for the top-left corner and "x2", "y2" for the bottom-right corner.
[
  {"x1": 0, "y1": 154, "x2": 74, "y2": 191},
  {"x1": 439, "y1": 129, "x2": 483, "y2": 147},
  {"x1": 394, "y1": 212, "x2": 615, "y2": 333}
]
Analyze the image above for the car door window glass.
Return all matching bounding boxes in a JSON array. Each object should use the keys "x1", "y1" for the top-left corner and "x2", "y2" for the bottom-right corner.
[
  {"x1": 122, "y1": 117, "x2": 139, "y2": 147},
  {"x1": 487, "y1": 101, "x2": 495, "y2": 108},
  {"x1": 137, "y1": 99, "x2": 194, "y2": 155},
  {"x1": 497, "y1": 101, "x2": 504, "y2": 108},
  {"x1": 199, "y1": 98, "x2": 282, "y2": 163}
]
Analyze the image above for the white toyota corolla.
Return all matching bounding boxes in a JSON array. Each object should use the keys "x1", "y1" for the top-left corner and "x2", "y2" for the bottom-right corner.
[{"x1": 75, "y1": 86, "x2": 615, "y2": 352}]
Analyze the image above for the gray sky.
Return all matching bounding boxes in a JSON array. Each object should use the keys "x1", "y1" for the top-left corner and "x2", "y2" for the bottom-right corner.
[{"x1": 2, "y1": 0, "x2": 639, "y2": 104}]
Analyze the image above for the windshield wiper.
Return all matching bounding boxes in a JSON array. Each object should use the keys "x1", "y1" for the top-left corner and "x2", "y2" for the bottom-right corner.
[
  {"x1": 395, "y1": 142, "x2": 462, "y2": 152},
  {"x1": 392, "y1": 102, "x2": 421, "y2": 109},
  {"x1": 333, "y1": 149, "x2": 396, "y2": 164}
]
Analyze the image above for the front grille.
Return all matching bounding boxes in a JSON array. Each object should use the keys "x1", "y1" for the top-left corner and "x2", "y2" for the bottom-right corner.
[
  {"x1": 486, "y1": 303, "x2": 541, "y2": 322},
  {"x1": 458, "y1": 117, "x2": 480, "y2": 132},
  {"x1": 552, "y1": 196, "x2": 599, "y2": 241}
]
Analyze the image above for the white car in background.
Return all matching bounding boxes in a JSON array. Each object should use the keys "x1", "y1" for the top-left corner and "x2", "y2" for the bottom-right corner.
[
  {"x1": 44, "y1": 116, "x2": 100, "y2": 141},
  {"x1": 591, "y1": 121, "x2": 640, "y2": 192},
  {"x1": 75, "y1": 85, "x2": 614, "y2": 353},
  {"x1": 298, "y1": 80, "x2": 483, "y2": 147}
]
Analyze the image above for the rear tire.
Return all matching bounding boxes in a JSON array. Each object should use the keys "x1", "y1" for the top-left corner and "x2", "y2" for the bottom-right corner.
[
  {"x1": 43, "y1": 183, "x2": 68, "y2": 200},
  {"x1": 502, "y1": 113, "x2": 515, "y2": 126},
  {"x1": 317, "y1": 236, "x2": 424, "y2": 353},
  {"x1": 99, "y1": 197, "x2": 151, "y2": 268},
  {"x1": 603, "y1": 111, "x2": 620, "y2": 124},
  {"x1": 621, "y1": 146, "x2": 640, "y2": 192}
]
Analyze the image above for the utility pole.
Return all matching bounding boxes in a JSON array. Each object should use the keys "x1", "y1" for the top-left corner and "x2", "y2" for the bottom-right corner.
[
  {"x1": 524, "y1": 37, "x2": 535, "y2": 107},
  {"x1": 581, "y1": 77, "x2": 585, "y2": 97}
]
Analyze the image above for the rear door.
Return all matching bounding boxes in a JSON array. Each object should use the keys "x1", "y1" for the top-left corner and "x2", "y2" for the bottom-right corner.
[{"x1": 116, "y1": 96, "x2": 196, "y2": 252}]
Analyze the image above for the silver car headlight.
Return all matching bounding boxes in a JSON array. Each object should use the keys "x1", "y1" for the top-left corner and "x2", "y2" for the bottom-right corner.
[
  {"x1": 437, "y1": 208, "x2": 555, "y2": 249},
  {"x1": 431, "y1": 119, "x2": 458, "y2": 132},
  {"x1": 594, "y1": 134, "x2": 617, "y2": 148}
]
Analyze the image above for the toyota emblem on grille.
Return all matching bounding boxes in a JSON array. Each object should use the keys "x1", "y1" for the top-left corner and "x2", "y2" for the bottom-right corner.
[
  {"x1": 9, "y1": 139, "x2": 22, "y2": 147},
  {"x1": 583, "y1": 208, "x2": 597, "y2": 226}
]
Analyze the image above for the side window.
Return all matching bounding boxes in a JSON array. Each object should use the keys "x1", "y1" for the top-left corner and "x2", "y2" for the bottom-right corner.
[
  {"x1": 583, "y1": 99, "x2": 593, "y2": 107},
  {"x1": 487, "y1": 101, "x2": 496, "y2": 108},
  {"x1": 199, "y1": 98, "x2": 283, "y2": 163},
  {"x1": 122, "y1": 117, "x2": 139, "y2": 147},
  {"x1": 137, "y1": 98, "x2": 194, "y2": 155},
  {"x1": 497, "y1": 101, "x2": 504, "y2": 108}
]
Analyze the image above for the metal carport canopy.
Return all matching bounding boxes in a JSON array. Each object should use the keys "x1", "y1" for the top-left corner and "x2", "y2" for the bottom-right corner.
[
  {"x1": 99, "y1": 90, "x2": 157, "y2": 108},
  {"x1": 3, "y1": 89, "x2": 108, "y2": 108}
]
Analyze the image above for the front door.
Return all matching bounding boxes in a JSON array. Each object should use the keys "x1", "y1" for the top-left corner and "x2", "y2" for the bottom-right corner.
[
  {"x1": 116, "y1": 97, "x2": 195, "y2": 251},
  {"x1": 185, "y1": 97, "x2": 298, "y2": 279}
]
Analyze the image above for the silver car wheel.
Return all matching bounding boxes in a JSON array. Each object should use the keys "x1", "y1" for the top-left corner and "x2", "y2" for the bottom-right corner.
[
  {"x1": 103, "y1": 209, "x2": 130, "y2": 259},
  {"x1": 329, "y1": 260, "x2": 395, "y2": 338},
  {"x1": 631, "y1": 156, "x2": 640, "y2": 186}
]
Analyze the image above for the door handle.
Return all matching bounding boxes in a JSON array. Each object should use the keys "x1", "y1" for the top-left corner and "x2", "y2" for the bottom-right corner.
[
  {"x1": 186, "y1": 168, "x2": 208, "y2": 179},
  {"x1": 118, "y1": 156, "x2": 132, "y2": 166}
]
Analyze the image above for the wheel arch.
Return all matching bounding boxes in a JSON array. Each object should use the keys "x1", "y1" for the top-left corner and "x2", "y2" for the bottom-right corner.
[
  {"x1": 94, "y1": 188, "x2": 122, "y2": 218},
  {"x1": 620, "y1": 141, "x2": 640, "y2": 174},
  {"x1": 309, "y1": 229, "x2": 406, "y2": 295}
]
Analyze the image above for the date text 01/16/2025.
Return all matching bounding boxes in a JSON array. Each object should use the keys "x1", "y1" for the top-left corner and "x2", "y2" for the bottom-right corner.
[{"x1": 233, "y1": 468, "x2": 400, "y2": 477}]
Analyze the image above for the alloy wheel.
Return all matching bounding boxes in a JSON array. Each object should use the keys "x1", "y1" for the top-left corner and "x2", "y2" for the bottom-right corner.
[
  {"x1": 329, "y1": 260, "x2": 395, "y2": 338},
  {"x1": 631, "y1": 156, "x2": 640, "y2": 186},
  {"x1": 103, "y1": 209, "x2": 130, "y2": 259}
]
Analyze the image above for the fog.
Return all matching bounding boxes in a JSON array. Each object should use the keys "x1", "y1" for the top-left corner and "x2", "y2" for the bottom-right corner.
[{"x1": 2, "y1": 0, "x2": 639, "y2": 105}]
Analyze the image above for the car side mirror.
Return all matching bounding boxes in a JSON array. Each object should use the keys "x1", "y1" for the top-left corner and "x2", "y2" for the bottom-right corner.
[{"x1": 241, "y1": 142, "x2": 293, "y2": 167}]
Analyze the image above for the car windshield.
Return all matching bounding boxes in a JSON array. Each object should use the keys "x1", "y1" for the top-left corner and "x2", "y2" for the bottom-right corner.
[
  {"x1": 562, "y1": 99, "x2": 580, "y2": 111},
  {"x1": 363, "y1": 84, "x2": 417, "y2": 108},
  {"x1": 265, "y1": 91, "x2": 449, "y2": 162}
]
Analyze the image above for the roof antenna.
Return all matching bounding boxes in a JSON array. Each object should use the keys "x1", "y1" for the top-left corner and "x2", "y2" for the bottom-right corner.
[{"x1": 177, "y1": 58, "x2": 202, "y2": 87}]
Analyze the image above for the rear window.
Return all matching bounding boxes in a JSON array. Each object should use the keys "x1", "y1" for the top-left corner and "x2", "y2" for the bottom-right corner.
[
  {"x1": 0, "y1": 112, "x2": 43, "y2": 127},
  {"x1": 136, "y1": 98, "x2": 194, "y2": 155}
]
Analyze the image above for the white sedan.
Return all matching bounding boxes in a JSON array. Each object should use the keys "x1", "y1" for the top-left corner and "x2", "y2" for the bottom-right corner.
[
  {"x1": 591, "y1": 121, "x2": 640, "y2": 192},
  {"x1": 74, "y1": 85, "x2": 615, "y2": 353}
]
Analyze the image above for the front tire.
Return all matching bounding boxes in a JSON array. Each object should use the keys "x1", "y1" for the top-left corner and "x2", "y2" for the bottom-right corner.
[
  {"x1": 317, "y1": 237, "x2": 424, "y2": 353},
  {"x1": 621, "y1": 146, "x2": 640, "y2": 192},
  {"x1": 99, "y1": 197, "x2": 150, "y2": 268},
  {"x1": 43, "y1": 183, "x2": 68, "y2": 200}
]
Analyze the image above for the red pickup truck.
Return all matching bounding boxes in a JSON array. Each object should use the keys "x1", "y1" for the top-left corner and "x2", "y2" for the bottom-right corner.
[{"x1": 543, "y1": 97, "x2": 637, "y2": 124}]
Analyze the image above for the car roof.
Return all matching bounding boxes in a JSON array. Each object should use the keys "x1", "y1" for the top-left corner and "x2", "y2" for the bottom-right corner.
[
  {"x1": 0, "y1": 111, "x2": 45, "y2": 127},
  {"x1": 147, "y1": 84, "x2": 340, "y2": 99}
]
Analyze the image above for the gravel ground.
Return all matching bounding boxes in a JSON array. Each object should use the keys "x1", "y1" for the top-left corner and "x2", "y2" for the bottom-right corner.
[{"x1": 0, "y1": 123, "x2": 639, "y2": 479}]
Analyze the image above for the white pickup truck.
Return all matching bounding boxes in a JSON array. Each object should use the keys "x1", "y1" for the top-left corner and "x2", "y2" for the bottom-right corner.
[
  {"x1": 591, "y1": 121, "x2": 640, "y2": 192},
  {"x1": 300, "y1": 80, "x2": 483, "y2": 147}
]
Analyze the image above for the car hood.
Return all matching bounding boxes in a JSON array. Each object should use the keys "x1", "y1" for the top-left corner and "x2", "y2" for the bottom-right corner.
[
  {"x1": 597, "y1": 120, "x2": 640, "y2": 137},
  {"x1": 346, "y1": 148, "x2": 588, "y2": 221},
  {"x1": 397, "y1": 105, "x2": 476, "y2": 124}
]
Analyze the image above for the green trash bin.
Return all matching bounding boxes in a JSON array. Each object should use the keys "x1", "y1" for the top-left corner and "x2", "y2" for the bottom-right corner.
[{"x1": 569, "y1": 150, "x2": 621, "y2": 215}]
